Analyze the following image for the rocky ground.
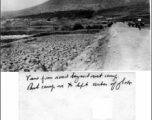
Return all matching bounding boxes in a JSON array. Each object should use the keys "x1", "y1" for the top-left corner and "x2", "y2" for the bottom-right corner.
[
  {"x1": 1, "y1": 34, "x2": 94, "y2": 72},
  {"x1": 1, "y1": 22, "x2": 150, "y2": 72}
]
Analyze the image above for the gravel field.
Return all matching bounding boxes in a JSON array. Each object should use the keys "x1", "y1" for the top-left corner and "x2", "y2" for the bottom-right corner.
[{"x1": 1, "y1": 34, "x2": 94, "y2": 72}]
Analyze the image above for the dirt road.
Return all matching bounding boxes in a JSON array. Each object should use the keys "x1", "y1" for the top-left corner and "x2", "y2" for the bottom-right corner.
[
  {"x1": 68, "y1": 22, "x2": 151, "y2": 71},
  {"x1": 104, "y1": 22, "x2": 150, "y2": 70}
]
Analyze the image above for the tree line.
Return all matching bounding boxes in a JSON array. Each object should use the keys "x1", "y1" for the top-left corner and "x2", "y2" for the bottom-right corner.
[{"x1": 16, "y1": 10, "x2": 95, "y2": 19}]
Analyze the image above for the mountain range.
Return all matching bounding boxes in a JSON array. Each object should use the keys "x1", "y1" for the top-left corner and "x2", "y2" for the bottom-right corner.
[{"x1": 1, "y1": 0, "x2": 150, "y2": 18}]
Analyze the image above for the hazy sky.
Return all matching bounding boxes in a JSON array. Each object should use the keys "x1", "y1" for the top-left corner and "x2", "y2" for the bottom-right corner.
[{"x1": 1, "y1": 0, "x2": 48, "y2": 11}]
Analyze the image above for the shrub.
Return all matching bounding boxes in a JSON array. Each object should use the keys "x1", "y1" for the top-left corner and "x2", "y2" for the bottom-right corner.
[
  {"x1": 73, "y1": 23, "x2": 84, "y2": 30},
  {"x1": 53, "y1": 26, "x2": 58, "y2": 31},
  {"x1": 102, "y1": 22, "x2": 107, "y2": 24},
  {"x1": 61, "y1": 25, "x2": 72, "y2": 31},
  {"x1": 86, "y1": 25, "x2": 92, "y2": 29},
  {"x1": 86, "y1": 25, "x2": 103, "y2": 29},
  {"x1": 47, "y1": 18, "x2": 51, "y2": 21},
  {"x1": 107, "y1": 22, "x2": 113, "y2": 27}
]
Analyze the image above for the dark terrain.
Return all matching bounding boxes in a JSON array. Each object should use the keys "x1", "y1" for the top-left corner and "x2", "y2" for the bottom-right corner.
[{"x1": 1, "y1": 0, "x2": 149, "y2": 18}]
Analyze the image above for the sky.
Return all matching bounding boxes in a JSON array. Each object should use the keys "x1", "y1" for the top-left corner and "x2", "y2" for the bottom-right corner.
[{"x1": 1, "y1": 0, "x2": 48, "y2": 11}]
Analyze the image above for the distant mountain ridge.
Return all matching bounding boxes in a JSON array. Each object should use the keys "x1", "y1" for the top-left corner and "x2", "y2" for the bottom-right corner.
[{"x1": 1, "y1": 0, "x2": 149, "y2": 18}]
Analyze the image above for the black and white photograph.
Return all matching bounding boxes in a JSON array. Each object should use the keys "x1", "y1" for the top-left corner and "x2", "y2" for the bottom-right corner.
[
  {"x1": 1, "y1": 1, "x2": 151, "y2": 120},
  {"x1": 1, "y1": 0, "x2": 151, "y2": 72}
]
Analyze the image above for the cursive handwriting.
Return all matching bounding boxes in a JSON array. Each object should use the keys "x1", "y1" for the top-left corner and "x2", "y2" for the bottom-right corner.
[
  {"x1": 27, "y1": 83, "x2": 39, "y2": 90},
  {"x1": 111, "y1": 78, "x2": 132, "y2": 90},
  {"x1": 26, "y1": 75, "x2": 39, "y2": 81},
  {"x1": 25, "y1": 73, "x2": 133, "y2": 92}
]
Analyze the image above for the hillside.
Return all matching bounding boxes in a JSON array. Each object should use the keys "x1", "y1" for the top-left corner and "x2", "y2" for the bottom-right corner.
[{"x1": 1, "y1": 0, "x2": 149, "y2": 18}]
